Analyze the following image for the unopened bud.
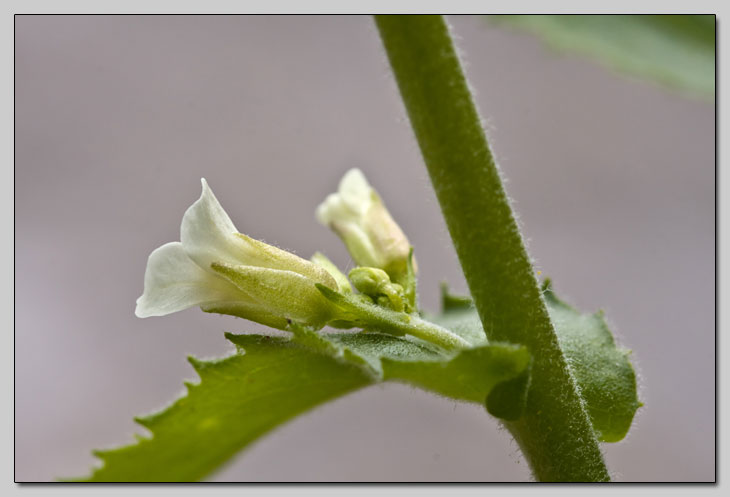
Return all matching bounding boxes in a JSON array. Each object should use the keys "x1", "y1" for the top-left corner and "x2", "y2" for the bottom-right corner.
[
  {"x1": 316, "y1": 169, "x2": 415, "y2": 284},
  {"x1": 349, "y1": 267, "x2": 405, "y2": 312}
]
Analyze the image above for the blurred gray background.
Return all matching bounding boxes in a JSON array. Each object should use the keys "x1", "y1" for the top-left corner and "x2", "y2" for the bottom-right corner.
[{"x1": 15, "y1": 15, "x2": 714, "y2": 481}]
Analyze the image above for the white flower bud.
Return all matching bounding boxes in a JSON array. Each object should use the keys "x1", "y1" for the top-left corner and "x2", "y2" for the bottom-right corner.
[{"x1": 316, "y1": 169, "x2": 413, "y2": 283}]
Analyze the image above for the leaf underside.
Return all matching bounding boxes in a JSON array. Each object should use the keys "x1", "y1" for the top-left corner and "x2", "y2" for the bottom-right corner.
[{"x1": 76, "y1": 285, "x2": 639, "y2": 482}]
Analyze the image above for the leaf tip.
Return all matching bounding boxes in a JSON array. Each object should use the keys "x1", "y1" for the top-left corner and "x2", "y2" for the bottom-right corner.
[
  {"x1": 440, "y1": 282, "x2": 473, "y2": 311},
  {"x1": 133, "y1": 415, "x2": 154, "y2": 429},
  {"x1": 91, "y1": 448, "x2": 110, "y2": 460},
  {"x1": 315, "y1": 282, "x2": 341, "y2": 301},
  {"x1": 187, "y1": 355, "x2": 206, "y2": 374},
  {"x1": 133, "y1": 433, "x2": 151, "y2": 443}
]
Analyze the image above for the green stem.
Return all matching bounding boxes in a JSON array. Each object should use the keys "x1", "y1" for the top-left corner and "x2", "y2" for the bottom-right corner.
[
  {"x1": 388, "y1": 315, "x2": 471, "y2": 351},
  {"x1": 358, "y1": 308, "x2": 470, "y2": 350},
  {"x1": 375, "y1": 14, "x2": 609, "y2": 482},
  {"x1": 317, "y1": 283, "x2": 469, "y2": 350}
]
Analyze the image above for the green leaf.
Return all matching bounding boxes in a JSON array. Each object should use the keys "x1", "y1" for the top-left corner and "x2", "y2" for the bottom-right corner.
[
  {"x1": 490, "y1": 14, "x2": 715, "y2": 99},
  {"x1": 427, "y1": 288, "x2": 489, "y2": 346},
  {"x1": 324, "y1": 331, "x2": 443, "y2": 374},
  {"x1": 75, "y1": 324, "x2": 534, "y2": 482},
  {"x1": 381, "y1": 343, "x2": 530, "y2": 405},
  {"x1": 324, "y1": 331, "x2": 531, "y2": 408},
  {"x1": 542, "y1": 281, "x2": 642, "y2": 443},
  {"x1": 434, "y1": 284, "x2": 641, "y2": 443},
  {"x1": 485, "y1": 366, "x2": 532, "y2": 421},
  {"x1": 76, "y1": 335, "x2": 374, "y2": 482}
]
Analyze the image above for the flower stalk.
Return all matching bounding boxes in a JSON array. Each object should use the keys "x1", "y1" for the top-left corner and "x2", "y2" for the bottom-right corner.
[{"x1": 316, "y1": 283, "x2": 469, "y2": 351}]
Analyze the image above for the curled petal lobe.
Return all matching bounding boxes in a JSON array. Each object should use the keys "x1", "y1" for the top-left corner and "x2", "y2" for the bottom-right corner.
[
  {"x1": 182, "y1": 179, "x2": 337, "y2": 289},
  {"x1": 135, "y1": 242, "x2": 249, "y2": 318},
  {"x1": 315, "y1": 169, "x2": 371, "y2": 228},
  {"x1": 337, "y1": 168, "x2": 372, "y2": 214},
  {"x1": 180, "y1": 178, "x2": 258, "y2": 270}
]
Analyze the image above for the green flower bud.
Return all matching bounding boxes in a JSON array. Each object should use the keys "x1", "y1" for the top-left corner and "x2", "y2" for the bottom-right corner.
[{"x1": 348, "y1": 267, "x2": 405, "y2": 312}]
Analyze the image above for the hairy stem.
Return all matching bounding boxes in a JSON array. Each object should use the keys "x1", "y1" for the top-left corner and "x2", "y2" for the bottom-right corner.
[
  {"x1": 317, "y1": 283, "x2": 469, "y2": 350},
  {"x1": 375, "y1": 14, "x2": 609, "y2": 481},
  {"x1": 370, "y1": 314, "x2": 470, "y2": 351}
]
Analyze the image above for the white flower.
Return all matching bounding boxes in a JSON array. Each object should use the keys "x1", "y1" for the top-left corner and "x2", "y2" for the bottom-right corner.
[
  {"x1": 316, "y1": 169, "x2": 413, "y2": 282},
  {"x1": 135, "y1": 179, "x2": 340, "y2": 329}
]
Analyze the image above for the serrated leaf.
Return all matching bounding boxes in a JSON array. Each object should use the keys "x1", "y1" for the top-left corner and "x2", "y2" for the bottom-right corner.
[
  {"x1": 542, "y1": 282, "x2": 642, "y2": 442},
  {"x1": 435, "y1": 283, "x2": 641, "y2": 442},
  {"x1": 76, "y1": 335, "x2": 374, "y2": 482},
  {"x1": 490, "y1": 14, "x2": 715, "y2": 99},
  {"x1": 77, "y1": 325, "x2": 537, "y2": 481}
]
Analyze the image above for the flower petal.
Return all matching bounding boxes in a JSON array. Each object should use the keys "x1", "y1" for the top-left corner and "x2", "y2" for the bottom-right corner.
[
  {"x1": 180, "y1": 178, "x2": 256, "y2": 270},
  {"x1": 315, "y1": 169, "x2": 371, "y2": 227},
  {"x1": 338, "y1": 168, "x2": 372, "y2": 214},
  {"x1": 181, "y1": 179, "x2": 337, "y2": 290},
  {"x1": 135, "y1": 242, "x2": 248, "y2": 318}
]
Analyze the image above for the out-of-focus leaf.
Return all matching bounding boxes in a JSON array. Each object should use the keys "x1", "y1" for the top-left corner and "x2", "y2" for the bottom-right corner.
[{"x1": 490, "y1": 14, "x2": 715, "y2": 99}]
